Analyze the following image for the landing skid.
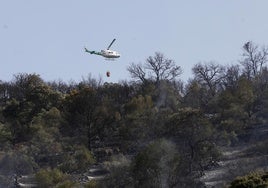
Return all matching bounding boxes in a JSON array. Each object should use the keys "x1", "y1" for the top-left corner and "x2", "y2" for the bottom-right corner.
[{"x1": 105, "y1": 58, "x2": 115, "y2": 61}]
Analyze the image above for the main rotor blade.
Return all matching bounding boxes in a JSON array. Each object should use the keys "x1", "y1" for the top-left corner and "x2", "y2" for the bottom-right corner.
[{"x1": 107, "y1": 38, "x2": 116, "y2": 50}]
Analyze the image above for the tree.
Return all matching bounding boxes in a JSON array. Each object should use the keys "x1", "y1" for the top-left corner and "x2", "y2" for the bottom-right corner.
[
  {"x1": 192, "y1": 62, "x2": 225, "y2": 97},
  {"x1": 239, "y1": 42, "x2": 268, "y2": 123},
  {"x1": 29, "y1": 107, "x2": 64, "y2": 167},
  {"x1": 221, "y1": 65, "x2": 241, "y2": 91},
  {"x1": 146, "y1": 52, "x2": 182, "y2": 84},
  {"x1": 191, "y1": 62, "x2": 225, "y2": 113},
  {"x1": 128, "y1": 53, "x2": 183, "y2": 111},
  {"x1": 255, "y1": 67, "x2": 268, "y2": 120},
  {"x1": 0, "y1": 122, "x2": 12, "y2": 149},
  {"x1": 240, "y1": 41, "x2": 268, "y2": 79},
  {"x1": 120, "y1": 95, "x2": 155, "y2": 153},
  {"x1": 2, "y1": 74, "x2": 62, "y2": 144},
  {"x1": 4, "y1": 73, "x2": 62, "y2": 122},
  {"x1": 131, "y1": 139, "x2": 180, "y2": 188},
  {"x1": 8, "y1": 73, "x2": 44, "y2": 101},
  {"x1": 0, "y1": 81, "x2": 9, "y2": 104},
  {"x1": 127, "y1": 63, "x2": 147, "y2": 83},
  {"x1": 63, "y1": 86, "x2": 99, "y2": 150},
  {"x1": 166, "y1": 108, "x2": 219, "y2": 177},
  {"x1": 235, "y1": 77, "x2": 255, "y2": 119},
  {"x1": 47, "y1": 80, "x2": 75, "y2": 94},
  {"x1": 183, "y1": 79, "x2": 203, "y2": 109},
  {"x1": 216, "y1": 76, "x2": 256, "y2": 138},
  {"x1": 128, "y1": 52, "x2": 182, "y2": 84}
]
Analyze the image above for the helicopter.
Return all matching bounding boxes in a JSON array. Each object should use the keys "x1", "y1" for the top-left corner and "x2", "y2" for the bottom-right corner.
[{"x1": 85, "y1": 39, "x2": 120, "y2": 59}]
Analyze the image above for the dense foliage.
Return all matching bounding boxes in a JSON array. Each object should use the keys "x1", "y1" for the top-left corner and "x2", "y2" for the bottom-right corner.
[
  {"x1": 0, "y1": 43, "x2": 268, "y2": 187},
  {"x1": 229, "y1": 171, "x2": 268, "y2": 188}
]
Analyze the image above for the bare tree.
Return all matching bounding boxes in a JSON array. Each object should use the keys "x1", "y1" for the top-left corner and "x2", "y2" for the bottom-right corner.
[
  {"x1": 240, "y1": 41, "x2": 268, "y2": 79},
  {"x1": 127, "y1": 63, "x2": 146, "y2": 83},
  {"x1": 146, "y1": 52, "x2": 182, "y2": 83},
  {"x1": 192, "y1": 62, "x2": 225, "y2": 96},
  {"x1": 127, "y1": 52, "x2": 182, "y2": 84}
]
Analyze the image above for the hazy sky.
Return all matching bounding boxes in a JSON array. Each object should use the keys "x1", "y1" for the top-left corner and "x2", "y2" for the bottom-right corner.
[{"x1": 1, "y1": 1, "x2": 268, "y2": 83}]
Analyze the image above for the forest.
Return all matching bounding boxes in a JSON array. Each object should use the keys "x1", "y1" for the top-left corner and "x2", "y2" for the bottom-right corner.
[{"x1": 0, "y1": 41, "x2": 268, "y2": 187}]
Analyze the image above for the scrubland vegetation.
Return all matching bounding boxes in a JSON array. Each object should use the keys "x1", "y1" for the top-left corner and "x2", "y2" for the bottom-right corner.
[{"x1": 0, "y1": 42, "x2": 268, "y2": 187}]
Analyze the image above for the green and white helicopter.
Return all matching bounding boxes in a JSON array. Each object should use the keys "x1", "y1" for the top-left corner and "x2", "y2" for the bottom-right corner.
[{"x1": 85, "y1": 39, "x2": 120, "y2": 59}]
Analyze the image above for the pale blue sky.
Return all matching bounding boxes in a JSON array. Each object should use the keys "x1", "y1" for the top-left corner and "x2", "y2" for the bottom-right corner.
[{"x1": 1, "y1": 1, "x2": 268, "y2": 83}]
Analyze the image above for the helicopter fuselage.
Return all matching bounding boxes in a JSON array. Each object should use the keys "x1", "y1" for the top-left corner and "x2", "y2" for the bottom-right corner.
[{"x1": 101, "y1": 49, "x2": 120, "y2": 58}]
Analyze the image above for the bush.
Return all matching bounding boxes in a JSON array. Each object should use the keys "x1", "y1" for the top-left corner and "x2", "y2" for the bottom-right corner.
[
  {"x1": 101, "y1": 154, "x2": 133, "y2": 187},
  {"x1": 83, "y1": 180, "x2": 99, "y2": 188},
  {"x1": 59, "y1": 145, "x2": 95, "y2": 173},
  {"x1": 229, "y1": 171, "x2": 268, "y2": 188},
  {"x1": 56, "y1": 180, "x2": 78, "y2": 188},
  {"x1": 131, "y1": 139, "x2": 180, "y2": 188},
  {"x1": 35, "y1": 168, "x2": 69, "y2": 188}
]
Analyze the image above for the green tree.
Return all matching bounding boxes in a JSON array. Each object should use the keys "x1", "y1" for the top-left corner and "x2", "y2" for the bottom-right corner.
[
  {"x1": 217, "y1": 76, "x2": 256, "y2": 134},
  {"x1": 0, "y1": 80, "x2": 9, "y2": 104},
  {"x1": 236, "y1": 77, "x2": 255, "y2": 119},
  {"x1": 221, "y1": 65, "x2": 240, "y2": 92},
  {"x1": 183, "y1": 79, "x2": 203, "y2": 109},
  {"x1": 131, "y1": 139, "x2": 180, "y2": 188},
  {"x1": 63, "y1": 86, "x2": 99, "y2": 150},
  {"x1": 120, "y1": 95, "x2": 156, "y2": 153},
  {"x1": 2, "y1": 74, "x2": 62, "y2": 144},
  {"x1": 8, "y1": 73, "x2": 44, "y2": 101},
  {"x1": 2, "y1": 98, "x2": 33, "y2": 144},
  {"x1": 29, "y1": 107, "x2": 64, "y2": 167},
  {"x1": 166, "y1": 108, "x2": 219, "y2": 176},
  {"x1": 0, "y1": 122, "x2": 12, "y2": 149}
]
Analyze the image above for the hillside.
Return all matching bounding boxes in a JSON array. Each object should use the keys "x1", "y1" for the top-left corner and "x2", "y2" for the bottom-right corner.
[
  {"x1": 0, "y1": 44, "x2": 268, "y2": 187},
  {"x1": 202, "y1": 124, "x2": 268, "y2": 187}
]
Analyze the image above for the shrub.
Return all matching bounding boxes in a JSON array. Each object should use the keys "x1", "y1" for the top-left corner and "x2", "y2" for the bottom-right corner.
[
  {"x1": 59, "y1": 145, "x2": 95, "y2": 173},
  {"x1": 35, "y1": 168, "x2": 69, "y2": 188},
  {"x1": 131, "y1": 139, "x2": 180, "y2": 188},
  {"x1": 83, "y1": 180, "x2": 99, "y2": 188},
  {"x1": 229, "y1": 171, "x2": 268, "y2": 188},
  {"x1": 101, "y1": 154, "x2": 133, "y2": 187},
  {"x1": 56, "y1": 180, "x2": 78, "y2": 188}
]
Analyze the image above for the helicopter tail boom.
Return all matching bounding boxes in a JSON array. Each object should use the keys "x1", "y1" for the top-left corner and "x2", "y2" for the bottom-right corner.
[
  {"x1": 84, "y1": 48, "x2": 102, "y2": 56},
  {"x1": 84, "y1": 47, "x2": 92, "y2": 53}
]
